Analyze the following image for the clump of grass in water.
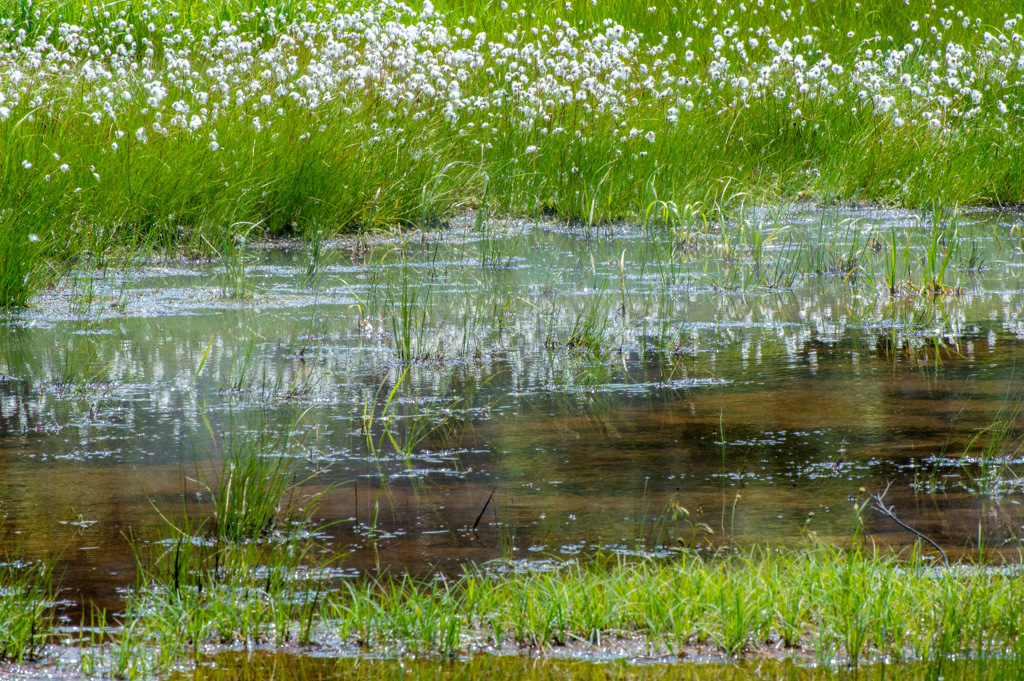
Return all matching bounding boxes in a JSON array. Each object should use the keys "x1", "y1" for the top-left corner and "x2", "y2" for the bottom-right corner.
[
  {"x1": 958, "y1": 395, "x2": 1024, "y2": 499},
  {"x1": 0, "y1": 542, "x2": 57, "y2": 663},
  {"x1": 215, "y1": 226, "x2": 260, "y2": 300},
  {"x1": 92, "y1": 417, "x2": 340, "y2": 678},
  {"x1": 139, "y1": 413, "x2": 325, "y2": 548},
  {"x1": 544, "y1": 288, "x2": 611, "y2": 358},
  {"x1": 186, "y1": 415, "x2": 328, "y2": 542}
]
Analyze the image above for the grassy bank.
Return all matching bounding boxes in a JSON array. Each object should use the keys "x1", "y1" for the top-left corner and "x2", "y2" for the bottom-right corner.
[
  {"x1": 0, "y1": 0, "x2": 1022, "y2": 305},
  {"x1": 70, "y1": 538, "x2": 1024, "y2": 678}
]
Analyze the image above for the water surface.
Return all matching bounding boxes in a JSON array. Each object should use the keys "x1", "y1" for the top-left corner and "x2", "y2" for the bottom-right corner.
[{"x1": 2, "y1": 207, "x2": 1024, "y2": 618}]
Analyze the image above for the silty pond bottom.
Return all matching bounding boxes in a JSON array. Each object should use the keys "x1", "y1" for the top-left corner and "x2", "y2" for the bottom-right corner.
[{"x1": 2, "y1": 206, "x2": 1024, "y2": 622}]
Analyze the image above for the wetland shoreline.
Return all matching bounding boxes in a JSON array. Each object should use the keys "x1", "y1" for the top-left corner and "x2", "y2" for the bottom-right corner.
[
  {"x1": 1, "y1": 0, "x2": 1024, "y2": 677},
  {"x1": 1, "y1": 207, "x2": 1024, "y2": 678},
  {"x1": 1, "y1": 0, "x2": 1023, "y2": 305}
]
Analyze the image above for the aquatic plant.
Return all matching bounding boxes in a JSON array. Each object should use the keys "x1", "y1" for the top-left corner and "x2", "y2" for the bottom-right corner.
[
  {"x1": 546, "y1": 288, "x2": 611, "y2": 358},
  {"x1": 477, "y1": 214, "x2": 522, "y2": 270},
  {"x1": 302, "y1": 228, "x2": 340, "y2": 289},
  {"x1": 115, "y1": 535, "x2": 337, "y2": 678},
  {"x1": 326, "y1": 545, "x2": 1024, "y2": 665},
  {"x1": 178, "y1": 414, "x2": 325, "y2": 542},
  {"x1": 217, "y1": 226, "x2": 259, "y2": 300},
  {"x1": 388, "y1": 270, "x2": 443, "y2": 363},
  {"x1": 958, "y1": 396, "x2": 1024, "y2": 498},
  {"x1": 0, "y1": 548, "x2": 56, "y2": 663}
]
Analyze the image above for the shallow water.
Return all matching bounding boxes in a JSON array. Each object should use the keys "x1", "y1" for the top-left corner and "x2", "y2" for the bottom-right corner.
[
  {"x1": 3, "y1": 207, "x2": 1024, "y2": 619},
  {"x1": 165, "y1": 651, "x2": 1024, "y2": 681}
]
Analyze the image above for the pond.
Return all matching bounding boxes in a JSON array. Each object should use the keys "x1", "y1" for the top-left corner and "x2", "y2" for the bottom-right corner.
[{"x1": 3, "y1": 206, "x2": 1024, "y2": 673}]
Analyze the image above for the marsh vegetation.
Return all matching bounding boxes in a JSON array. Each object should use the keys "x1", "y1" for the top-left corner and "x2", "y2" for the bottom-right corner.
[
  {"x1": 1, "y1": 0, "x2": 1024, "y2": 678},
  {"x1": 0, "y1": 205, "x2": 1021, "y2": 678},
  {"x1": 0, "y1": 0, "x2": 1022, "y2": 304}
]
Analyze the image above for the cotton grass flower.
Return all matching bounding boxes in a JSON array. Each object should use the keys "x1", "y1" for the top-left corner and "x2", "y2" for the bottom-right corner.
[{"x1": 0, "y1": 0, "x2": 1017, "y2": 222}]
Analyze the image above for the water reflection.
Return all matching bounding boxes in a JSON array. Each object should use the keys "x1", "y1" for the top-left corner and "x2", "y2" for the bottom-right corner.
[
  {"x1": 0, "y1": 209, "x2": 1023, "y2": 614},
  {"x1": 176, "y1": 650, "x2": 1024, "y2": 681}
]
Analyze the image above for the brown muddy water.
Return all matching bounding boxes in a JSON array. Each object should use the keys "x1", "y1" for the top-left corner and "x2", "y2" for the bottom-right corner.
[
  {"x1": 165, "y1": 651, "x2": 1024, "y2": 681},
  {"x1": 3, "y1": 207, "x2": 1024, "y2": 673}
]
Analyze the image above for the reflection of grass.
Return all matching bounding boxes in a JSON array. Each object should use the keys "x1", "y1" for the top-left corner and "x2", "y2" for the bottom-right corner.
[
  {"x1": 220, "y1": 337, "x2": 325, "y2": 401},
  {"x1": 959, "y1": 397, "x2": 1024, "y2": 499},
  {"x1": 120, "y1": 651, "x2": 1024, "y2": 681},
  {"x1": 56, "y1": 337, "x2": 115, "y2": 396},
  {"x1": 358, "y1": 368, "x2": 475, "y2": 536}
]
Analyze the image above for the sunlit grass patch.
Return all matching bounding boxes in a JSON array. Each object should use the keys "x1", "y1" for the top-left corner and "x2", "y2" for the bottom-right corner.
[
  {"x1": 102, "y1": 536, "x2": 338, "y2": 678},
  {"x1": 0, "y1": 543, "x2": 57, "y2": 663},
  {"x1": 86, "y1": 542, "x2": 1024, "y2": 678},
  {"x1": 327, "y1": 545, "x2": 1024, "y2": 665},
  {"x1": 0, "y1": 0, "x2": 1022, "y2": 306}
]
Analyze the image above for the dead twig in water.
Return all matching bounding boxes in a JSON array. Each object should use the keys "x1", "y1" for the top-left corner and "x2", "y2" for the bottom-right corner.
[
  {"x1": 473, "y1": 486, "x2": 497, "y2": 532},
  {"x1": 871, "y1": 482, "x2": 949, "y2": 565}
]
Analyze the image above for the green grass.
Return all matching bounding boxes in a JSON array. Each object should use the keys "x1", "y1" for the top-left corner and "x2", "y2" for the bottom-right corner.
[
  {"x1": 0, "y1": 551, "x2": 56, "y2": 663},
  {"x1": 76, "y1": 541, "x2": 1024, "y2": 678},
  {"x1": 76, "y1": 534, "x2": 338, "y2": 678},
  {"x1": 0, "y1": 0, "x2": 1021, "y2": 307},
  {"x1": 329, "y1": 545, "x2": 1024, "y2": 664},
  {"x1": 194, "y1": 416, "x2": 330, "y2": 542},
  {"x1": 171, "y1": 653, "x2": 1024, "y2": 681}
]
